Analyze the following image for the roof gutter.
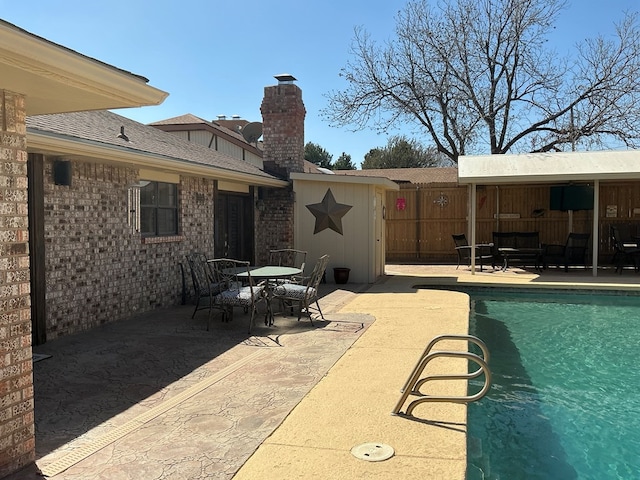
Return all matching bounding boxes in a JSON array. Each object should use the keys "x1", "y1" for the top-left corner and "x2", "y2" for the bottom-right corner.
[
  {"x1": 27, "y1": 129, "x2": 288, "y2": 188},
  {"x1": 291, "y1": 172, "x2": 399, "y2": 190}
]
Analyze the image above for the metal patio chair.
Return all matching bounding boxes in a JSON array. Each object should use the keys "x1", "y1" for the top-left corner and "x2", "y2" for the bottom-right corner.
[
  {"x1": 610, "y1": 225, "x2": 640, "y2": 274},
  {"x1": 185, "y1": 252, "x2": 225, "y2": 330},
  {"x1": 452, "y1": 234, "x2": 494, "y2": 271},
  {"x1": 272, "y1": 254, "x2": 329, "y2": 325},
  {"x1": 268, "y1": 248, "x2": 307, "y2": 284},
  {"x1": 543, "y1": 233, "x2": 590, "y2": 272},
  {"x1": 209, "y1": 258, "x2": 267, "y2": 334}
]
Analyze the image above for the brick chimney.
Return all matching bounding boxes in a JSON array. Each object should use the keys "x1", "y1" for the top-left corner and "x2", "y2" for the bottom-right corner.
[{"x1": 260, "y1": 74, "x2": 306, "y2": 178}]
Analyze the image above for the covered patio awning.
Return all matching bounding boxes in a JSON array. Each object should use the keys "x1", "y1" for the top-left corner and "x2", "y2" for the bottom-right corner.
[{"x1": 457, "y1": 149, "x2": 640, "y2": 276}]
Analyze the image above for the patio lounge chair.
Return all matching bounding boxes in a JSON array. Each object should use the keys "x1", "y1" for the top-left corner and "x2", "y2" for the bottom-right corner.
[
  {"x1": 610, "y1": 225, "x2": 640, "y2": 274},
  {"x1": 543, "y1": 232, "x2": 590, "y2": 272},
  {"x1": 209, "y1": 258, "x2": 267, "y2": 334},
  {"x1": 272, "y1": 254, "x2": 329, "y2": 324},
  {"x1": 452, "y1": 234, "x2": 493, "y2": 271}
]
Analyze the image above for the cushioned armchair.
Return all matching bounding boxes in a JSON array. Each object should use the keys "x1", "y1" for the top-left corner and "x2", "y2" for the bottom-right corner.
[
  {"x1": 209, "y1": 259, "x2": 267, "y2": 334},
  {"x1": 272, "y1": 254, "x2": 329, "y2": 324}
]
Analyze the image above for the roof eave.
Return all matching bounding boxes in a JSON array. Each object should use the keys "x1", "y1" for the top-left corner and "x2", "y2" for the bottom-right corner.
[
  {"x1": 0, "y1": 20, "x2": 168, "y2": 115},
  {"x1": 27, "y1": 129, "x2": 288, "y2": 188},
  {"x1": 290, "y1": 172, "x2": 399, "y2": 190},
  {"x1": 458, "y1": 150, "x2": 640, "y2": 185}
]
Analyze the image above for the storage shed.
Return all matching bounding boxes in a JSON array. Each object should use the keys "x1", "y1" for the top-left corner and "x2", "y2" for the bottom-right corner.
[{"x1": 291, "y1": 172, "x2": 398, "y2": 284}]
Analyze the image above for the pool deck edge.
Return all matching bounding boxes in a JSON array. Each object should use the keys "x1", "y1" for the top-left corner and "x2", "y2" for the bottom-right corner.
[
  {"x1": 233, "y1": 276, "x2": 471, "y2": 480},
  {"x1": 234, "y1": 265, "x2": 640, "y2": 479}
]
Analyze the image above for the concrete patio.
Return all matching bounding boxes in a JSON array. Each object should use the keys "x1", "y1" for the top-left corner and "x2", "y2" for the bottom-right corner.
[{"x1": 7, "y1": 264, "x2": 640, "y2": 479}]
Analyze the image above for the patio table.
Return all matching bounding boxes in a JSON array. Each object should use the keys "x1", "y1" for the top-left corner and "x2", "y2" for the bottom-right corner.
[
  {"x1": 240, "y1": 266, "x2": 302, "y2": 281},
  {"x1": 215, "y1": 264, "x2": 302, "y2": 326},
  {"x1": 245, "y1": 266, "x2": 302, "y2": 326},
  {"x1": 498, "y1": 247, "x2": 544, "y2": 272}
]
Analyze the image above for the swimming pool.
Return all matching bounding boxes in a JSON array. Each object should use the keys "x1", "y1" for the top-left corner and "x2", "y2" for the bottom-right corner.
[{"x1": 465, "y1": 290, "x2": 640, "y2": 480}]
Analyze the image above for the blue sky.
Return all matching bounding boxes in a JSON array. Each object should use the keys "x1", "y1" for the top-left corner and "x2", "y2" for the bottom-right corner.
[{"x1": 1, "y1": 0, "x2": 638, "y2": 167}]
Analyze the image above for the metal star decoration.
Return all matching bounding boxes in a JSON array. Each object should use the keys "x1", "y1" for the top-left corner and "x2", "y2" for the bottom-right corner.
[{"x1": 306, "y1": 188, "x2": 352, "y2": 235}]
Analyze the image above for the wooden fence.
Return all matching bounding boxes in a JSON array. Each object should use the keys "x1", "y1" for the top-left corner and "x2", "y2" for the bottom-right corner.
[{"x1": 385, "y1": 181, "x2": 640, "y2": 264}]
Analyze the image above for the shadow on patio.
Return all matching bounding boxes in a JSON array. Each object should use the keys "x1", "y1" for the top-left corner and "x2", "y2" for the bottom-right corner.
[
  {"x1": 18, "y1": 266, "x2": 640, "y2": 479},
  {"x1": 27, "y1": 282, "x2": 372, "y2": 479}
]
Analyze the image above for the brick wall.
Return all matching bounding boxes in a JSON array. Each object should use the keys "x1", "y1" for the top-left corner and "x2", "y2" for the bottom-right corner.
[
  {"x1": 42, "y1": 160, "x2": 214, "y2": 339},
  {"x1": 0, "y1": 91, "x2": 34, "y2": 477},
  {"x1": 254, "y1": 186, "x2": 295, "y2": 266}
]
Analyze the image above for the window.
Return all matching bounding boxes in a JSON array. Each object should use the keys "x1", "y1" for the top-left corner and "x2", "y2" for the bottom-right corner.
[{"x1": 139, "y1": 181, "x2": 178, "y2": 236}]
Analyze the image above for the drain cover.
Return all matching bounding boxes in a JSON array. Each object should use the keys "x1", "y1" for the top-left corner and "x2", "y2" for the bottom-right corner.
[{"x1": 351, "y1": 442, "x2": 395, "y2": 462}]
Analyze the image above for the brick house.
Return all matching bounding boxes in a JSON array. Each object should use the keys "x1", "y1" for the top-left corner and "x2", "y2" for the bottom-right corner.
[
  {"x1": 25, "y1": 109, "x2": 288, "y2": 344},
  {"x1": 1, "y1": 21, "x2": 397, "y2": 476},
  {"x1": 1, "y1": 21, "x2": 313, "y2": 478},
  {"x1": 23, "y1": 73, "x2": 394, "y2": 344},
  {"x1": 0, "y1": 19, "x2": 168, "y2": 478}
]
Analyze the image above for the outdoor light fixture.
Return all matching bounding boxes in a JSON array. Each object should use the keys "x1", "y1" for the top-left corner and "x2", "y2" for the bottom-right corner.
[{"x1": 128, "y1": 180, "x2": 151, "y2": 189}]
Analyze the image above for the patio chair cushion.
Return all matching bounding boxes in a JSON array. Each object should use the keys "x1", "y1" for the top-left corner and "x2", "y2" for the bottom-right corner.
[
  {"x1": 216, "y1": 285, "x2": 264, "y2": 307},
  {"x1": 274, "y1": 283, "x2": 316, "y2": 301},
  {"x1": 197, "y1": 282, "x2": 225, "y2": 297}
]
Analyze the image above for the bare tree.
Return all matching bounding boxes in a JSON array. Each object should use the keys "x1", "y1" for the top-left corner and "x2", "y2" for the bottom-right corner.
[{"x1": 323, "y1": 0, "x2": 640, "y2": 163}]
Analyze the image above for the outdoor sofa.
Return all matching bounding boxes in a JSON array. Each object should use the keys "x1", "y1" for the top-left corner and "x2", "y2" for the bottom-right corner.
[{"x1": 492, "y1": 231, "x2": 543, "y2": 271}]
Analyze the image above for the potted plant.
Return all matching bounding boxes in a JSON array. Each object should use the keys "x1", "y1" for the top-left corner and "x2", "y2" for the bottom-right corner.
[{"x1": 333, "y1": 267, "x2": 350, "y2": 284}]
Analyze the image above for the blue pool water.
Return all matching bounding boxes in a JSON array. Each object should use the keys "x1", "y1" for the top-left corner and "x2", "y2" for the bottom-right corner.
[{"x1": 466, "y1": 291, "x2": 640, "y2": 480}]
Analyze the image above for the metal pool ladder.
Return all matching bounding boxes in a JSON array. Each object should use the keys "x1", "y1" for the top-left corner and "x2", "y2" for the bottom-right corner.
[{"x1": 392, "y1": 334, "x2": 491, "y2": 416}]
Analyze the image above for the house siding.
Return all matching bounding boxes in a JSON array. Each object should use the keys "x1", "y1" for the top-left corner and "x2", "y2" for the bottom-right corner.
[
  {"x1": 293, "y1": 180, "x2": 382, "y2": 283},
  {"x1": 159, "y1": 127, "x2": 263, "y2": 168},
  {"x1": 0, "y1": 91, "x2": 35, "y2": 478},
  {"x1": 216, "y1": 137, "x2": 244, "y2": 160},
  {"x1": 41, "y1": 158, "x2": 214, "y2": 340}
]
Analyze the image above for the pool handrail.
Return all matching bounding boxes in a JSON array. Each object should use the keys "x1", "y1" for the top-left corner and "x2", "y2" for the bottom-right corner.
[{"x1": 393, "y1": 334, "x2": 492, "y2": 416}]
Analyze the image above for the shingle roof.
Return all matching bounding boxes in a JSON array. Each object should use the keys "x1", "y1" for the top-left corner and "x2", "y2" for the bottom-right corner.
[
  {"x1": 149, "y1": 113, "x2": 263, "y2": 153},
  {"x1": 334, "y1": 167, "x2": 459, "y2": 185},
  {"x1": 303, "y1": 160, "x2": 324, "y2": 173},
  {"x1": 149, "y1": 113, "x2": 207, "y2": 126},
  {"x1": 26, "y1": 110, "x2": 278, "y2": 180}
]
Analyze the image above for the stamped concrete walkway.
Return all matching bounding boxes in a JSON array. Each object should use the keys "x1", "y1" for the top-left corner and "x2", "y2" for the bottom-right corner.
[
  {"x1": 234, "y1": 274, "x2": 471, "y2": 480},
  {"x1": 13, "y1": 283, "x2": 374, "y2": 480},
  {"x1": 8, "y1": 264, "x2": 640, "y2": 479}
]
